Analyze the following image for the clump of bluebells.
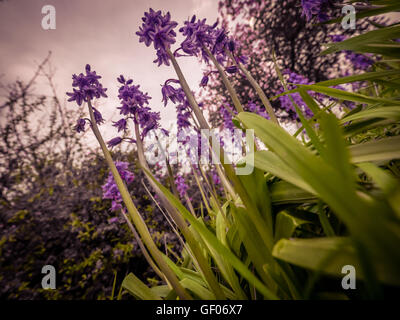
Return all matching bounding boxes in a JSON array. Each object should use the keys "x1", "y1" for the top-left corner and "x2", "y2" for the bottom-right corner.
[
  {"x1": 276, "y1": 68, "x2": 358, "y2": 120},
  {"x1": 102, "y1": 161, "x2": 134, "y2": 212},
  {"x1": 300, "y1": 0, "x2": 331, "y2": 22},
  {"x1": 277, "y1": 70, "x2": 315, "y2": 119},
  {"x1": 175, "y1": 175, "x2": 189, "y2": 198},
  {"x1": 330, "y1": 35, "x2": 374, "y2": 71}
]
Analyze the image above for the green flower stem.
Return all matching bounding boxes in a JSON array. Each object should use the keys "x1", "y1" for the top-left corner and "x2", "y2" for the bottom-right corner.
[
  {"x1": 120, "y1": 209, "x2": 166, "y2": 281},
  {"x1": 154, "y1": 134, "x2": 181, "y2": 199},
  {"x1": 203, "y1": 46, "x2": 244, "y2": 113},
  {"x1": 317, "y1": 201, "x2": 336, "y2": 237},
  {"x1": 154, "y1": 134, "x2": 196, "y2": 215},
  {"x1": 190, "y1": 163, "x2": 212, "y2": 213},
  {"x1": 226, "y1": 49, "x2": 280, "y2": 125},
  {"x1": 166, "y1": 159, "x2": 180, "y2": 199},
  {"x1": 184, "y1": 193, "x2": 197, "y2": 217},
  {"x1": 272, "y1": 50, "x2": 301, "y2": 114},
  {"x1": 133, "y1": 122, "x2": 226, "y2": 300},
  {"x1": 167, "y1": 49, "x2": 274, "y2": 253},
  {"x1": 197, "y1": 164, "x2": 229, "y2": 225},
  {"x1": 167, "y1": 50, "x2": 212, "y2": 129},
  {"x1": 215, "y1": 163, "x2": 234, "y2": 200},
  {"x1": 86, "y1": 100, "x2": 191, "y2": 300}
]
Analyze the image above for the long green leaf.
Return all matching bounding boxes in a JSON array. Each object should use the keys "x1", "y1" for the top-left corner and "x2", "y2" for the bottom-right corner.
[
  {"x1": 272, "y1": 237, "x2": 400, "y2": 286},
  {"x1": 357, "y1": 162, "x2": 400, "y2": 218},
  {"x1": 248, "y1": 150, "x2": 315, "y2": 194},
  {"x1": 230, "y1": 204, "x2": 277, "y2": 288},
  {"x1": 321, "y1": 25, "x2": 400, "y2": 55},
  {"x1": 340, "y1": 106, "x2": 400, "y2": 124},
  {"x1": 349, "y1": 136, "x2": 400, "y2": 163},
  {"x1": 316, "y1": 70, "x2": 400, "y2": 87},
  {"x1": 122, "y1": 273, "x2": 162, "y2": 300},
  {"x1": 298, "y1": 84, "x2": 400, "y2": 105},
  {"x1": 274, "y1": 211, "x2": 311, "y2": 242},
  {"x1": 180, "y1": 278, "x2": 215, "y2": 300},
  {"x1": 270, "y1": 181, "x2": 317, "y2": 204}
]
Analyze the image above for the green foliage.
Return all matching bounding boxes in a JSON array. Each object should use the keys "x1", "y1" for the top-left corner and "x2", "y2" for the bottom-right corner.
[{"x1": 0, "y1": 153, "x2": 180, "y2": 299}]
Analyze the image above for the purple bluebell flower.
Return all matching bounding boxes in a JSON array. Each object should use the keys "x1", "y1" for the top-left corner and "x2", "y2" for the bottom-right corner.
[
  {"x1": 118, "y1": 82, "x2": 151, "y2": 109},
  {"x1": 93, "y1": 107, "x2": 104, "y2": 125},
  {"x1": 226, "y1": 65, "x2": 238, "y2": 74},
  {"x1": 301, "y1": 0, "x2": 327, "y2": 21},
  {"x1": 67, "y1": 65, "x2": 107, "y2": 131},
  {"x1": 74, "y1": 118, "x2": 87, "y2": 133},
  {"x1": 66, "y1": 89, "x2": 84, "y2": 106},
  {"x1": 137, "y1": 108, "x2": 161, "y2": 139},
  {"x1": 215, "y1": 29, "x2": 227, "y2": 44},
  {"x1": 112, "y1": 118, "x2": 127, "y2": 132},
  {"x1": 200, "y1": 75, "x2": 209, "y2": 87},
  {"x1": 107, "y1": 137, "x2": 123, "y2": 148},
  {"x1": 136, "y1": 9, "x2": 178, "y2": 66},
  {"x1": 178, "y1": 15, "x2": 245, "y2": 68},
  {"x1": 175, "y1": 174, "x2": 189, "y2": 197},
  {"x1": 154, "y1": 50, "x2": 171, "y2": 66},
  {"x1": 161, "y1": 79, "x2": 186, "y2": 106},
  {"x1": 67, "y1": 64, "x2": 107, "y2": 106},
  {"x1": 179, "y1": 16, "x2": 220, "y2": 62},
  {"x1": 115, "y1": 75, "x2": 162, "y2": 140},
  {"x1": 212, "y1": 28, "x2": 229, "y2": 56}
]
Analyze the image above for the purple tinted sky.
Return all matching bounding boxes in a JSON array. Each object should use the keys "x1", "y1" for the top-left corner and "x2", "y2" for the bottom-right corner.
[{"x1": 0, "y1": 0, "x2": 218, "y2": 140}]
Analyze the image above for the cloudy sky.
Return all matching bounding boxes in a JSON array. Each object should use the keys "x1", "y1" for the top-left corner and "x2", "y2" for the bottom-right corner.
[{"x1": 0, "y1": 0, "x2": 218, "y2": 141}]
